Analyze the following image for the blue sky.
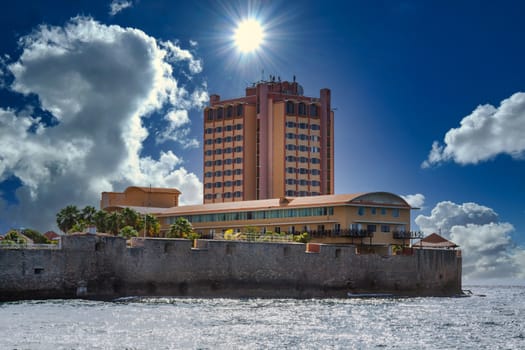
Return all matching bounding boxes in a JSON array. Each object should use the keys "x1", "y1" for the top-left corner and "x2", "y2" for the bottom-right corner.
[{"x1": 0, "y1": 0, "x2": 524, "y2": 283}]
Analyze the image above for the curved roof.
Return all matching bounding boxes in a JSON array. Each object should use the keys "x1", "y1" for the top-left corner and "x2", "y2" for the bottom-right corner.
[{"x1": 157, "y1": 192, "x2": 412, "y2": 216}]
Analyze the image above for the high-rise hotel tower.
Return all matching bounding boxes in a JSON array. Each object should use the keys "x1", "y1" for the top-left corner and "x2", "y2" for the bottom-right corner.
[{"x1": 203, "y1": 79, "x2": 334, "y2": 204}]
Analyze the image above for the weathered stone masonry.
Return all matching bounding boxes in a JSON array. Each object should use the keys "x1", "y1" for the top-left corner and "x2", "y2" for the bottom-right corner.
[{"x1": 0, "y1": 235, "x2": 462, "y2": 301}]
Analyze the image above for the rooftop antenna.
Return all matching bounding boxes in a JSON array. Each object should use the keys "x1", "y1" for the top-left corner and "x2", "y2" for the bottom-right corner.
[
  {"x1": 261, "y1": 69, "x2": 264, "y2": 82},
  {"x1": 293, "y1": 74, "x2": 296, "y2": 82}
]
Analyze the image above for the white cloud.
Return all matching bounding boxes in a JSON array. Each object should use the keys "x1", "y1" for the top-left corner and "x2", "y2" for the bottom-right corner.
[
  {"x1": 415, "y1": 201, "x2": 525, "y2": 282},
  {"x1": 401, "y1": 193, "x2": 425, "y2": 208},
  {"x1": 0, "y1": 17, "x2": 206, "y2": 231},
  {"x1": 422, "y1": 92, "x2": 525, "y2": 167},
  {"x1": 109, "y1": 0, "x2": 133, "y2": 16}
]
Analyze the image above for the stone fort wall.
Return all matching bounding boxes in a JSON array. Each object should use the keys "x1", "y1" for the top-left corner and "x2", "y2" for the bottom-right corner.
[{"x1": 0, "y1": 235, "x2": 462, "y2": 300}]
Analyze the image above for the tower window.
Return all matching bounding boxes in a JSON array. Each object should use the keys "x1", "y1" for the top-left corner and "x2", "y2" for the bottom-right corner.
[
  {"x1": 286, "y1": 101, "x2": 295, "y2": 114},
  {"x1": 298, "y1": 103, "x2": 306, "y2": 116}
]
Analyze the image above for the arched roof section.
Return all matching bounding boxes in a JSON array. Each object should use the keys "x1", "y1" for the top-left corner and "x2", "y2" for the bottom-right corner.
[{"x1": 349, "y1": 192, "x2": 411, "y2": 208}]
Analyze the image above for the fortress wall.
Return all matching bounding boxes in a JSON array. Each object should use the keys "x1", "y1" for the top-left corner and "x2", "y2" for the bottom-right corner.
[{"x1": 0, "y1": 235, "x2": 462, "y2": 301}]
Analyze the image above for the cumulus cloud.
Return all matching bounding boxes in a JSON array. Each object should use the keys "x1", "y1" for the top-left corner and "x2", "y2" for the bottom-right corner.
[
  {"x1": 422, "y1": 92, "x2": 525, "y2": 167},
  {"x1": 401, "y1": 193, "x2": 425, "y2": 208},
  {"x1": 109, "y1": 0, "x2": 133, "y2": 16},
  {"x1": 415, "y1": 201, "x2": 525, "y2": 282},
  {"x1": 0, "y1": 17, "x2": 206, "y2": 231}
]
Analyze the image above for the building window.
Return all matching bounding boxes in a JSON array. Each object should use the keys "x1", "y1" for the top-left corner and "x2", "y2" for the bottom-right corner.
[
  {"x1": 234, "y1": 191, "x2": 242, "y2": 197},
  {"x1": 298, "y1": 103, "x2": 306, "y2": 116},
  {"x1": 205, "y1": 128, "x2": 213, "y2": 134},
  {"x1": 371, "y1": 207, "x2": 377, "y2": 215},
  {"x1": 207, "y1": 109, "x2": 214, "y2": 121},
  {"x1": 286, "y1": 190, "x2": 295, "y2": 196},
  {"x1": 224, "y1": 170, "x2": 232, "y2": 176},
  {"x1": 286, "y1": 101, "x2": 295, "y2": 114},
  {"x1": 215, "y1": 149, "x2": 222, "y2": 155},
  {"x1": 299, "y1": 179, "x2": 308, "y2": 186},
  {"x1": 311, "y1": 158, "x2": 320, "y2": 164},
  {"x1": 350, "y1": 223, "x2": 362, "y2": 231},
  {"x1": 392, "y1": 208, "x2": 400, "y2": 217},
  {"x1": 381, "y1": 225, "x2": 390, "y2": 233},
  {"x1": 286, "y1": 133, "x2": 296, "y2": 139},
  {"x1": 234, "y1": 157, "x2": 243, "y2": 164},
  {"x1": 224, "y1": 159, "x2": 232, "y2": 165},
  {"x1": 311, "y1": 180, "x2": 320, "y2": 186},
  {"x1": 214, "y1": 182, "x2": 222, "y2": 188},
  {"x1": 234, "y1": 169, "x2": 242, "y2": 175},
  {"x1": 205, "y1": 194, "x2": 213, "y2": 200},
  {"x1": 286, "y1": 144, "x2": 296, "y2": 151},
  {"x1": 381, "y1": 208, "x2": 386, "y2": 215},
  {"x1": 275, "y1": 227, "x2": 281, "y2": 233},
  {"x1": 299, "y1": 168, "x2": 308, "y2": 174},
  {"x1": 310, "y1": 104, "x2": 318, "y2": 117},
  {"x1": 225, "y1": 125, "x2": 233, "y2": 132},
  {"x1": 204, "y1": 161, "x2": 212, "y2": 167},
  {"x1": 234, "y1": 180, "x2": 242, "y2": 186},
  {"x1": 215, "y1": 138, "x2": 222, "y2": 144},
  {"x1": 286, "y1": 156, "x2": 296, "y2": 162},
  {"x1": 205, "y1": 183, "x2": 212, "y2": 189},
  {"x1": 367, "y1": 224, "x2": 377, "y2": 233},
  {"x1": 223, "y1": 192, "x2": 232, "y2": 198},
  {"x1": 311, "y1": 124, "x2": 320, "y2": 131},
  {"x1": 204, "y1": 172, "x2": 212, "y2": 178},
  {"x1": 311, "y1": 169, "x2": 320, "y2": 175},
  {"x1": 214, "y1": 160, "x2": 222, "y2": 166},
  {"x1": 299, "y1": 122, "x2": 308, "y2": 129},
  {"x1": 286, "y1": 121, "x2": 296, "y2": 128},
  {"x1": 224, "y1": 136, "x2": 232, "y2": 142},
  {"x1": 358, "y1": 207, "x2": 365, "y2": 216},
  {"x1": 227, "y1": 105, "x2": 233, "y2": 118},
  {"x1": 224, "y1": 147, "x2": 232, "y2": 154},
  {"x1": 214, "y1": 170, "x2": 222, "y2": 177},
  {"x1": 215, "y1": 126, "x2": 222, "y2": 133},
  {"x1": 286, "y1": 167, "x2": 296, "y2": 174},
  {"x1": 205, "y1": 150, "x2": 212, "y2": 156},
  {"x1": 234, "y1": 135, "x2": 242, "y2": 141},
  {"x1": 236, "y1": 104, "x2": 243, "y2": 116},
  {"x1": 235, "y1": 123, "x2": 243, "y2": 130},
  {"x1": 234, "y1": 146, "x2": 242, "y2": 152},
  {"x1": 217, "y1": 108, "x2": 223, "y2": 120},
  {"x1": 286, "y1": 178, "x2": 296, "y2": 185}
]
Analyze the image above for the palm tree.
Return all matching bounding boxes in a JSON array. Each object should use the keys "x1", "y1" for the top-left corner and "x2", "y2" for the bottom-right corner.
[
  {"x1": 141, "y1": 214, "x2": 160, "y2": 237},
  {"x1": 121, "y1": 208, "x2": 140, "y2": 229},
  {"x1": 81, "y1": 206, "x2": 97, "y2": 227},
  {"x1": 93, "y1": 210, "x2": 109, "y2": 233},
  {"x1": 106, "y1": 212, "x2": 124, "y2": 236},
  {"x1": 167, "y1": 217, "x2": 194, "y2": 238},
  {"x1": 56, "y1": 205, "x2": 80, "y2": 234}
]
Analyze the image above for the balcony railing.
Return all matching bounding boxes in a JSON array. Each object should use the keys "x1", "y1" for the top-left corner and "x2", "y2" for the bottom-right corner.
[{"x1": 392, "y1": 231, "x2": 423, "y2": 240}]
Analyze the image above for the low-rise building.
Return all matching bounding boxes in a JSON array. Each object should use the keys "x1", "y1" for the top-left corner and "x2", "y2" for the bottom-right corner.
[{"x1": 102, "y1": 188, "x2": 419, "y2": 253}]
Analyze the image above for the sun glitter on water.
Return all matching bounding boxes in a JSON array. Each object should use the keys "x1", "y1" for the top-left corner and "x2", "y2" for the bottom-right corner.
[{"x1": 234, "y1": 19, "x2": 264, "y2": 53}]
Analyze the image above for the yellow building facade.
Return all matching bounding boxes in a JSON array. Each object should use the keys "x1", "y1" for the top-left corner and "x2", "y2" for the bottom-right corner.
[
  {"x1": 153, "y1": 192, "x2": 415, "y2": 249},
  {"x1": 101, "y1": 186, "x2": 180, "y2": 209}
]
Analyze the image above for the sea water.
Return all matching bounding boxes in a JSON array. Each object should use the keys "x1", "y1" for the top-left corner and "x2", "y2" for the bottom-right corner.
[{"x1": 0, "y1": 286, "x2": 523, "y2": 349}]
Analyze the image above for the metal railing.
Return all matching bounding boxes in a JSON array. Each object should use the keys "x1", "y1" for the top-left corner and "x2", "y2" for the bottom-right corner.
[{"x1": 392, "y1": 231, "x2": 423, "y2": 240}]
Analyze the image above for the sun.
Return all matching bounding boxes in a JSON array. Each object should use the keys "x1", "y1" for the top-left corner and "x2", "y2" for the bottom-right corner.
[{"x1": 234, "y1": 19, "x2": 264, "y2": 53}]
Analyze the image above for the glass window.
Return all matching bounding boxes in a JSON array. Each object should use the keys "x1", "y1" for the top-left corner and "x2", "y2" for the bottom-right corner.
[
  {"x1": 204, "y1": 172, "x2": 212, "y2": 177},
  {"x1": 235, "y1": 124, "x2": 243, "y2": 130},
  {"x1": 311, "y1": 158, "x2": 320, "y2": 164},
  {"x1": 234, "y1": 135, "x2": 242, "y2": 141},
  {"x1": 298, "y1": 103, "x2": 306, "y2": 116},
  {"x1": 204, "y1": 160, "x2": 212, "y2": 166},
  {"x1": 286, "y1": 156, "x2": 296, "y2": 162},
  {"x1": 311, "y1": 124, "x2": 320, "y2": 130},
  {"x1": 286, "y1": 101, "x2": 295, "y2": 114},
  {"x1": 224, "y1": 159, "x2": 232, "y2": 165},
  {"x1": 286, "y1": 121, "x2": 295, "y2": 128},
  {"x1": 358, "y1": 207, "x2": 365, "y2": 216},
  {"x1": 310, "y1": 104, "x2": 318, "y2": 117},
  {"x1": 227, "y1": 105, "x2": 233, "y2": 118},
  {"x1": 215, "y1": 126, "x2": 222, "y2": 132},
  {"x1": 225, "y1": 125, "x2": 233, "y2": 132},
  {"x1": 207, "y1": 109, "x2": 214, "y2": 121},
  {"x1": 392, "y1": 208, "x2": 400, "y2": 217},
  {"x1": 381, "y1": 208, "x2": 386, "y2": 215},
  {"x1": 236, "y1": 104, "x2": 243, "y2": 116},
  {"x1": 224, "y1": 170, "x2": 232, "y2": 176},
  {"x1": 367, "y1": 224, "x2": 377, "y2": 233},
  {"x1": 205, "y1": 150, "x2": 212, "y2": 156},
  {"x1": 381, "y1": 225, "x2": 390, "y2": 233},
  {"x1": 371, "y1": 207, "x2": 376, "y2": 215},
  {"x1": 217, "y1": 108, "x2": 223, "y2": 120},
  {"x1": 214, "y1": 170, "x2": 222, "y2": 176}
]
